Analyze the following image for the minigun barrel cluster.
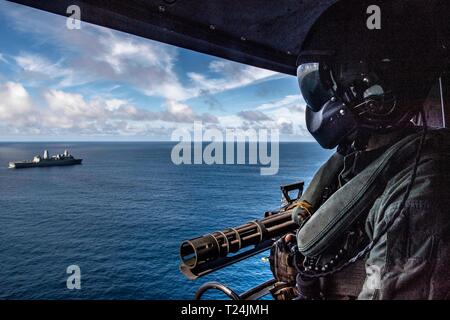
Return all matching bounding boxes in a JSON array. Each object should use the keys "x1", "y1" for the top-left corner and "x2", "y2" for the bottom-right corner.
[{"x1": 180, "y1": 181, "x2": 306, "y2": 280}]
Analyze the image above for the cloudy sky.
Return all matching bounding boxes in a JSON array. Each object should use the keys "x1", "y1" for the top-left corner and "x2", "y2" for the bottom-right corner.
[{"x1": 0, "y1": 1, "x2": 311, "y2": 141}]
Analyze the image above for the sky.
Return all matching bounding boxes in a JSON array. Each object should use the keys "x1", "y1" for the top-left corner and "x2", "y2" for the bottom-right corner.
[{"x1": 0, "y1": 1, "x2": 312, "y2": 141}]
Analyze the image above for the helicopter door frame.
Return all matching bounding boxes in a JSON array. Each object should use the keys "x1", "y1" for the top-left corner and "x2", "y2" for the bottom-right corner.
[{"x1": 439, "y1": 72, "x2": 450, "y2": 128}]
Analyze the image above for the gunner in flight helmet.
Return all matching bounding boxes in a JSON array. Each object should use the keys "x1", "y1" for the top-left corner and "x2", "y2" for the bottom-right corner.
[
  {"x1": 269, "y1": 0, "x2": 450, "y2": 300},
  {"x1": 297, "y1": 0, "x2": 444, "y2": 150}
]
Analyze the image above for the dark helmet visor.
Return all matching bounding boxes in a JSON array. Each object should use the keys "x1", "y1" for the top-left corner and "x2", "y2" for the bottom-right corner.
[{"x1": 297, "y1": 63, "x2": 333, "y2": 112}]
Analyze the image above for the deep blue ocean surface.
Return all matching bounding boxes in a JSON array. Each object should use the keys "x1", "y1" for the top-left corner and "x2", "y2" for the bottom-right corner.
[{"x1": 0, "y1": 142, "x2": 331, "y2": 299}]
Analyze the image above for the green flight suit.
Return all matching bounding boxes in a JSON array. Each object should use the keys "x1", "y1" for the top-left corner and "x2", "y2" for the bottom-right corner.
[
  {"x1": 359, "y1": 129, "x2": 450, "y2": 299},
  {"x1": 298, "y1": 128, "x2": 450, "y2": 299}
]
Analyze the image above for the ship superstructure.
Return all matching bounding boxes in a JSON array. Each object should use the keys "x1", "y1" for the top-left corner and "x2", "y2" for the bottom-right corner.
[{"x1": 9, "y1": 150, "x2": 82, "y2": 169}]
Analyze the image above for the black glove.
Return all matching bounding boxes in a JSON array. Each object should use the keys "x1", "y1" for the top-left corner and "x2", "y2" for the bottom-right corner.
[
  {"x1": 269, "y1": 233, "x2": 299, "y2": 284},
  {"x1": 268, "y1": 234, "x2": 300, "y2": 300}
]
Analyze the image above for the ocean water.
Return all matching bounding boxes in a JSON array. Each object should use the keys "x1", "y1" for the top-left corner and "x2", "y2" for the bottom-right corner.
[{"x1": 0, "y1": 142, "x2": 332, "y2": 300}]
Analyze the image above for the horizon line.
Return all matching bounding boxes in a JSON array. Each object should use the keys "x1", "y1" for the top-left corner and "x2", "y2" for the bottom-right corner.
[{"x1": 0, "y1": 140, "x2": 316, "y2": 143}]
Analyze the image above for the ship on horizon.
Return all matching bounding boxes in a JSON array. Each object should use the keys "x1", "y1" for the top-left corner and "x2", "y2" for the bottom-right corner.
[{"x1": 8, "y1": 150, "x2": 82, "y2": 169}]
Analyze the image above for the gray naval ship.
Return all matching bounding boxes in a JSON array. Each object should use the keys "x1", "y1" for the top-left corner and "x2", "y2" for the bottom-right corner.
[{"x1": 9, "y1": 150, "x2": 82, "y2": 169}]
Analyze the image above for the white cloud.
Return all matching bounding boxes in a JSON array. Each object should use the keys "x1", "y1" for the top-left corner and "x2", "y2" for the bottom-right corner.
[
  {"x1": 93, "y1": 29, "x2": 193, "y2": 100},
  {"x1": 0, "y1": 82, "x2": 37, "y2": 129},
  {"x1": 2, "y1": 3, "x2": 285, "y2": 102},
  {"x1": 0, "y1": 83, "x2": 309, "y2": 139},
  {"x1": 209, "y1": 60, "x2": 278, "y2": 83},
  {"x1": 0, "y1": 82, "x2": 43, "y2": 136},
  {"x1": 187, "y1": 60, "x2": 281, "y2": 96},
  {"x1": 237, "y1": 110, "x2": 272, "y2": 122},
  {"x1": 214, "y1": 94, "x2": 311, "y2": 140},
  {"x1": 1, "y1": 4, "x2": 187, "y2": 98},
  {"x1": 16, "y1": 53, "x2": 59, "y2": 74},
  {"x1": 0, "y1": 82, "x2": 218, "y2": 137},
  {"x1": 163, "y1": 100, "x2": 195, "y2": 122},
  {"x1": 0, "y1": 53, "x2": 7, "y2": 64},
  {"x1": 255, "y1": 95, "x2": 304, "y2": 111},
  {"x1": 161, "y1": 100, "x2": 218, "y2": 123},
  {"x1": 14, "y1": 53, "x2": 80, "y2": 87},
  {"x1": 0, "y1": 3, "x2": 306, "y2": 140}
]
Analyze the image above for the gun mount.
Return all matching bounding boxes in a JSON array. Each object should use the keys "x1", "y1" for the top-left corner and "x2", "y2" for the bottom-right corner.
[{"x1": 179, "y1": 181, "x2": 308, "y2": 299}]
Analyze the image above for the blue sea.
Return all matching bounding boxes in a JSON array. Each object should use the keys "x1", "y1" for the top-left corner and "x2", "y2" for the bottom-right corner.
[{"x1": 0, "y1": 142, "x2": 331, "y2": 299}]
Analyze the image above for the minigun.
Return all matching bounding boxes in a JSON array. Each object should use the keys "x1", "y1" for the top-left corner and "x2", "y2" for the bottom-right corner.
[{"x1": 179, "y1": 181, "x2": 310, "y2": 300}]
